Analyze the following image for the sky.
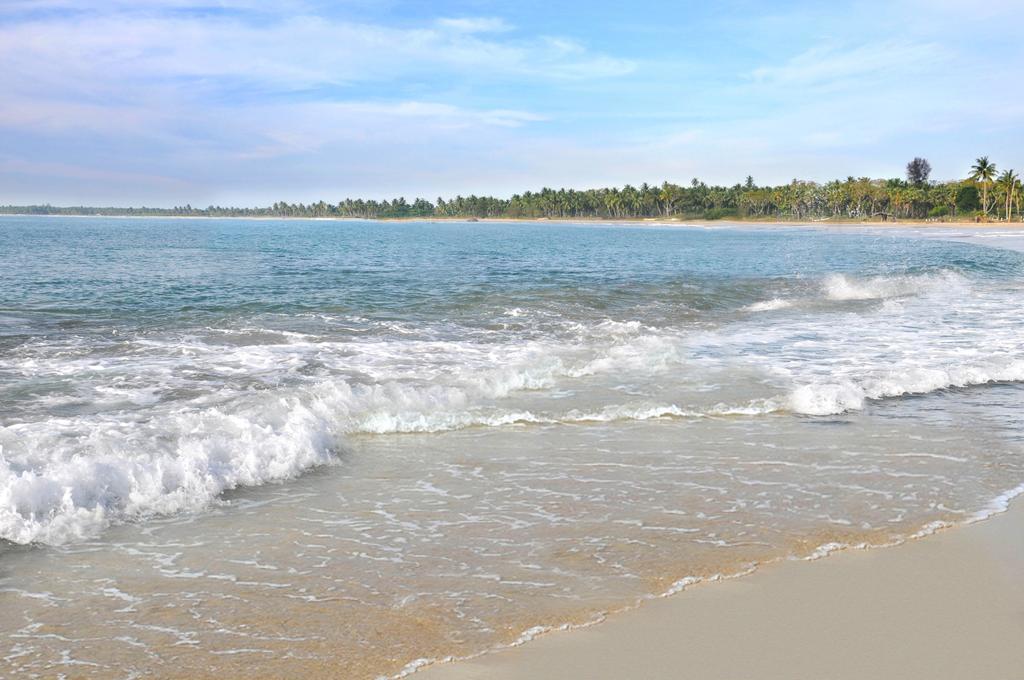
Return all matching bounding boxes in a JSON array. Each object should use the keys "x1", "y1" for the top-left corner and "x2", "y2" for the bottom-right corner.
[{"x1": 1, "y1": 0, "x2": 1021, "y2": 206}]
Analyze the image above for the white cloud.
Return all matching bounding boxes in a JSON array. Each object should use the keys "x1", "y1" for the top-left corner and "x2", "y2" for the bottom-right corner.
[
  {"x1": 0, "y1": 10, "x2": 633, "y2": 97},
  {"x1": 225, "y1": 101, "x2": 547, "y2": 159},
  {"x1": 751, "y1": 40, "x2": 945, "y2": 89},
  {"x1": 0, "y1": 0, "x2": 312, "y2": 13},
  {"x1": 0, "y1": 155, "x2": 188, "y2": 188},
  {"x1": 0, "y1": 4, "x2": 630, "y2": 186},
  {"x1": 435, "y1": 17, "x2": 512, "y2": 34}
]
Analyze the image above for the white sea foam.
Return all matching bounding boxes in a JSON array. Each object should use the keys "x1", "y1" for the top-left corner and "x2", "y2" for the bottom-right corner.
[
  {"x1": 822, "y1": 270, "x2": 966, "y2": 301},
  {"x1": 0, "y1": 392, "x2": 341, "y2": 544},
  {"x1": 787, "y1": 359, "x2": 1024, "y2": 415},
  {"x1": 744, "y1": 298, "x2": 793, "y2": 312},
  {"x1": 0, "y1": 320, "x2": 690, "y2": 545},
  {"x1": 3, "y1": 257, "x2": 1024, "y2": 545},
  {"x1": 20, "y1": 340, "x2": 1022, "y2": 543},
  {"x1": 4, "y1": 335, "x2": 1021, "y2": 544},
  {"x1": 745, "y1": 270, "x2": 961, "y2": 312},
  {"x1": 1, "y1": 367, "x2": 781, "y2": 545}
]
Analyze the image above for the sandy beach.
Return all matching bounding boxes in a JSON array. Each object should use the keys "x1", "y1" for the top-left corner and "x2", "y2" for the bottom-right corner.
[{"x1": 418, "y1": 499, "x2": 1024, "y2": 680}]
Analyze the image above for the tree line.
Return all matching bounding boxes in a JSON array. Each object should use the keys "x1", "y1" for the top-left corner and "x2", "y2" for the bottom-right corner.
[{"x1": 3, "y1": 157, "x2": 1020, "y2": 222}]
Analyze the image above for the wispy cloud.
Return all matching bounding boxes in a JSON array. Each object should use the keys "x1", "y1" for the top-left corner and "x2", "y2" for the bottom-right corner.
[
  {"x1": 435, "y1": 17, "x2": 512, "y2": 33},
  {"x1": 751, "y1": 40, "x2": 945, "y2": 89},
  {"x1": 0, "y1": 9, "x2": 634, "y2": 96},
  {"x1": 227, "y1": 101, "x2": 547, "y2": 159},
  {"x1": 0, "y1": 0, "x2": 313, "y2": 14},
  {"x1": 0, "y1": 1, "x2": 634, "y2": 203}
]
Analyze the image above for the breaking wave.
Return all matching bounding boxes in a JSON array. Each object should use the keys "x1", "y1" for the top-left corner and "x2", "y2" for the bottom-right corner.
[
  {"x1": 787, "y1": 359, "x2": 1024, "y2": 415},
  {"x1": 3, "y1": 245, "x2": 1023, "y2": 546},
  {"x1": 8, "y1": 349, "x2": 1024, "y2": 544},
  {"x1": 744, "y1": 298, "x2": 793, "y2": 312},
  {"x1": 822, "y1": 270, "x2": 967, "y2": 301}
]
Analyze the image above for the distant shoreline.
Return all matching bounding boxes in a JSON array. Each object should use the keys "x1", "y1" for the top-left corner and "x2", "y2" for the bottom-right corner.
[{"x1": 2, "y1": 213, "x2": 1021, "y2": 229}]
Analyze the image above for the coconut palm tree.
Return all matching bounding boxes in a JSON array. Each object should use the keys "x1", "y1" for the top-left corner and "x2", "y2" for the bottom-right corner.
[
  {"x1": 942, "y1": 181, "x2": 961, "y2": 217},
  {"x1": 996, "y1": 169, "x2": 1020, "y2": 221},
  {"x1": 970, "y1": 156, "x2": 997, "y2": 217}
]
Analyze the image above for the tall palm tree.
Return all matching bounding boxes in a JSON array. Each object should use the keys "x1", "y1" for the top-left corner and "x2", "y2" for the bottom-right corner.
[
  {"x1": 970, "y1": 156, "x2": 997, "y2": 217},
  {"x1": 996, "y1": 169, "x2": 1020, "y2": 221}
]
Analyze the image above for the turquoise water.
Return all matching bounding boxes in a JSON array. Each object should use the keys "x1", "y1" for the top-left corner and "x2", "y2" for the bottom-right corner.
[
  {"x1": 2, "y1": 216, "x2": 1024, "y2": 541},
  {"x1": 3, "y1": 217, "x2": 1020, "y2": 328},
  {"x1": 2, "y1": 216, "x2": 1024, "y2": 678}
]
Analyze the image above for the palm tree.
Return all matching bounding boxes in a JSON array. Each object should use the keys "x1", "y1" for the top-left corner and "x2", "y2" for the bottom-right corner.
[
  {"x1": 969, "y1": 156, "x2": 997, "y2": 217},
  {"x1": 942, "y1": 181, "x2": 961, "y2": 217},
  {"x1": 996, "y1": 170, "x2": 1020, "y2": 221}
]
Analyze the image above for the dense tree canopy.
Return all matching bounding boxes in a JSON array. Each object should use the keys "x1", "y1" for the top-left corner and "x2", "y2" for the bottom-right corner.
[
  {"x1": 4, "y1": 159, "x2": 1021, "y2": 222},
  {"x1": 906, "y1": 157, "x2": 932, "y2": 185}
]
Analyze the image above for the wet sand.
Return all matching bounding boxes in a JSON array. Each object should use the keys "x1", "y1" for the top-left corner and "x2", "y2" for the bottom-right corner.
[{"x1": 418, "y1": 500, "x2": 1024, "y2": 680}]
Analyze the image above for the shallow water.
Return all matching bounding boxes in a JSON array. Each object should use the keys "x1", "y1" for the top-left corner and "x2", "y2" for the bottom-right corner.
[{"x1": 1, "y1": 217, "x2": 1023, "y2": 678}]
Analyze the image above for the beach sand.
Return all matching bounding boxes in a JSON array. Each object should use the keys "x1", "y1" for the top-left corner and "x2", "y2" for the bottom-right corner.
[{"x1": 418, "y1": 501, "x2": 1024, "y2": 680}]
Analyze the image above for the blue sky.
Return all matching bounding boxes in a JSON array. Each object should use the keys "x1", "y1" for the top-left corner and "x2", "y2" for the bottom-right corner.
[{"x1": 1, "y1": 0, "x2": 1021, "y2": 206}]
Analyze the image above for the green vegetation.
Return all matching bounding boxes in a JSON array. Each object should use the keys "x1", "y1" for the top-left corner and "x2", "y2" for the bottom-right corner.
[
  {"x1": 969, "y1": 156, "x2": 998, "y2": 217},
  {"x1": 3, "y1": 158, "x2": 1021, "y2": 222},
  {"x1": 996, "y1": 169, "x2": 1020, "y2": 222}
]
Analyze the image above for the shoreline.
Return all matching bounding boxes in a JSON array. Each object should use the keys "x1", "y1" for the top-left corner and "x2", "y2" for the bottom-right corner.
[
  {"x1": 2, "y1": 212, "x2": 1022, "y2": 229},
  {"x1": 415, "y1": 490, "x2": 1024, "y2": 680}
]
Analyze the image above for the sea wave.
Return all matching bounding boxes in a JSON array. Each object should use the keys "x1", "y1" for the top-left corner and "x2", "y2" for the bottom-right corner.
[
  {"x1": 821, "y1": 270, "x2": 966, "y2": 301},
  {"x1": 743, "y1": 270, "x2": 963, "y2": 312},
  {"x1": 786, "y1": 359, "x2": 1024, "y2": 415},
  {"x1": 743, "y1": 298, "x2": 793, "y2": 312},
  {"x1": 9, "y1": 351, "x2": 1023, "y2": 544},
  {"x1": 1, "y1": 362, "x2": 778, "y2": 546},
  {"x1": 3, "y1": 260, "x2": 1022, "y2": 545}
]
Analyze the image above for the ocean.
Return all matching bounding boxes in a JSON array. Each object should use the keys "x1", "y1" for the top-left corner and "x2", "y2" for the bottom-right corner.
[{"x1": 2, "y1": 216, "x2": 1023, "y2": 678}]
